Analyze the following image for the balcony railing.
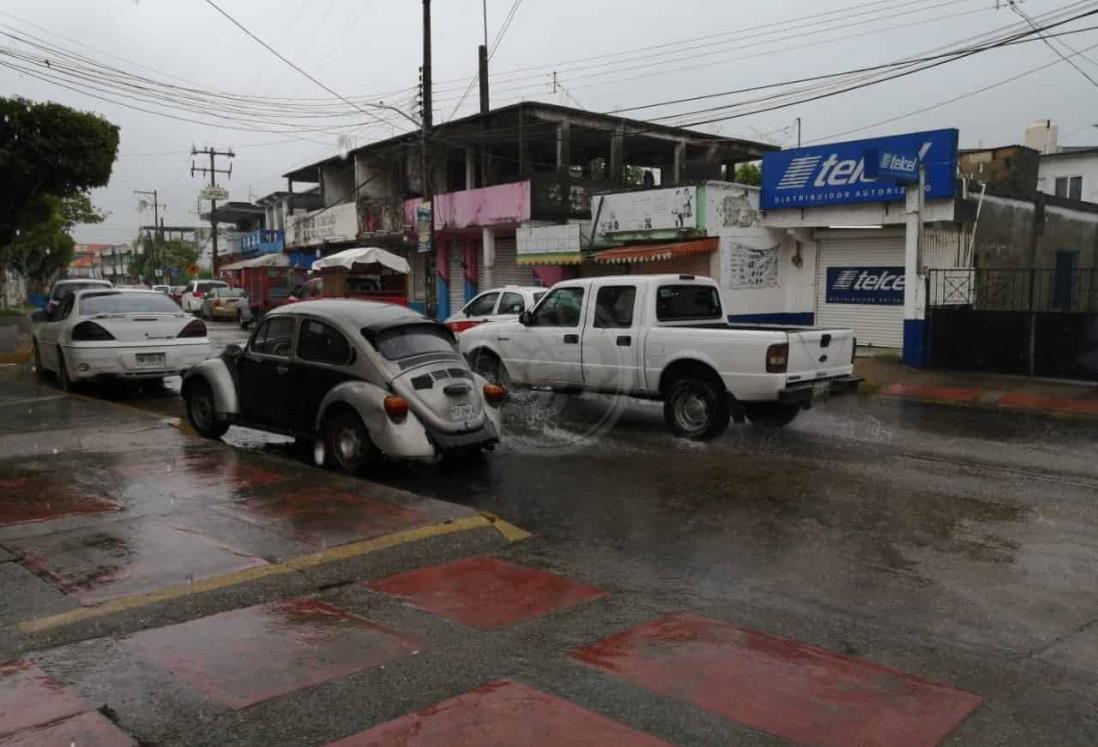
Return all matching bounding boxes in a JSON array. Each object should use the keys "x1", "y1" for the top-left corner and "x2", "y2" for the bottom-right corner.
[{"x1": 241, "y1": 229, "x2": 285, "y2": 254}]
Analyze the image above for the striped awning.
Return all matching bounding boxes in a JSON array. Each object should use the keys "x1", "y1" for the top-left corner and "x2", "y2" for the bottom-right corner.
[
  {"x1": 594, "y1": 237, "x2": 718, "y2": 265},
  {"x1": 516, "y1": 252, "x2": 585, "y2": 266}
]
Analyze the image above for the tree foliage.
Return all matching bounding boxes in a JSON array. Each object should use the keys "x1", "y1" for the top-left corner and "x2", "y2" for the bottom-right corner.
[
  {"x1": 0, "y1": 96, "x2": 119, "y2": 279},
  {"x1": 734, "y1": 163, "x2": 762, "y2": 186},
  {"x1": 131, "y1": 235, "x2": 200, "y2": 283}
]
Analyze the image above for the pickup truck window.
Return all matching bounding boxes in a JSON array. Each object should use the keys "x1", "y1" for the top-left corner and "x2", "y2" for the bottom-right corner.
[
  {"x1": 531, "y1": 287, "x2": 584, "y2": 327},
  {"x1": 593, "y1": 286, "x2": 637, "y2": 328},
  {"x1": 656, "y1": 285, "x2": 722, "y2": 322},
  {"x1": 465, "y1": 292, "x2": 499, "y2": 316}
]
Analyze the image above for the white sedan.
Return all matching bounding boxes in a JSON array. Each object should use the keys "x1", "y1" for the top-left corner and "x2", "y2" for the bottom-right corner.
[
  {"x1": 444, "y1": 286, "x2": 546, "y2": 334},
  {"x1": 32, "y1": 289, "x2": 212, "y2": 390}
]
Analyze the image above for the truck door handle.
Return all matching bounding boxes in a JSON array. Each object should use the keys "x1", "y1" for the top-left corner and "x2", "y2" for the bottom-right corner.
[
  {"x1": 616, "y1": 335, "x2": 632, "y2": 347},
  {"x1": 276, "y1": 364, "x2": 289, "y2": 375},
  {"x1": 563, "y1": 334, "x2": 579, "y2": 344}
]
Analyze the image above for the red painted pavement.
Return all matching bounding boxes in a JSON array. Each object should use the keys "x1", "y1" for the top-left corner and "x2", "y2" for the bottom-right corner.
[
  {"x1": 0, "y1": 476, "x2": 120, "y2": 527},
  {"x1": 572, "y1": 613, "x2": 982, "y2": 747},
  {"x1": 0, "y1": 661, "x2": 89, "y2": 738},
  {"x1": 9, "y1": 518, "x2": 267, "y2": 604},
  {"x1": 325, "y1": 679, "x2": 672, "y2": 747},
  {"x1": 881, "y1": 383, "x2": 983, "y2": 404},
  {"x1": 999, "y1": 392, "x2": 1098, "y2": 416},
  {"x1": 128, "y1": 599, "x2": 419, "y2": 709},
  {"x1": 219, "y1": 487, "x2": 430, "y2": 547},
  {"x1": 0, "y1": 711, "x2": 135, "y2": 747},
  {"x1": 369, "y1": 556, "x2": 606, "y2": 630}
]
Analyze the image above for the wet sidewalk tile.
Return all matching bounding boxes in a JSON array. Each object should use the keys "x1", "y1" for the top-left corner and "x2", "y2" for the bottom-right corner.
[
  {"x1": 573, "y1": 613, "x2": 982, "y2": 747},
  {"x1": 0, "y1": 475, "x2": 121, "y2": 527},
  {"x1": 0, "y1": 660, "x2": 89, "y2": 738},
  {"x1": 7, "y1": 517, "x2": 266, "y2": 604},
  {"x1": 325, "y1": 679, "x2": 672, "y2": 747},
  {"x1": 0, "y1": 711, "x2": 135, "y2": 747},
  {"x1": 218, "y1": 487, "x2": 431, "y2": 548},
  {"x1": 127, "y1": 599, "x2": 419, "y2": 710},
  {"x1": 369, "y1": 556, "x2": 606, "y2": 630}
]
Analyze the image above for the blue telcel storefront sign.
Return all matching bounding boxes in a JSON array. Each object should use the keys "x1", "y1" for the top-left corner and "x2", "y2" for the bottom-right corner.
[
  {"x1": 826, "y1": 266, "x2": 905, "y2": 305},
  {"x1": 760, "y1": 129, "x2": 958, "y2": 210}
]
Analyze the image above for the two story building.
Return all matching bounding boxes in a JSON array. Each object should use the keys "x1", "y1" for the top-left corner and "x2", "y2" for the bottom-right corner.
[{"x1": 283, "y1": 101, "x2": 773, "y2": 318}]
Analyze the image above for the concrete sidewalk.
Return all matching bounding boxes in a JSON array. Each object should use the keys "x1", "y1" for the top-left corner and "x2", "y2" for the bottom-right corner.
[{"x1": 857, "y1": 355, "x2": 1098, "y2": 418}]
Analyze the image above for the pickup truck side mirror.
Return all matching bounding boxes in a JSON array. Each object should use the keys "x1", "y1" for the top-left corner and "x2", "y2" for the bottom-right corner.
[
  {"x1": 518, "y1": 311, "x2": 533, "y2": 326},
  {"x1": 223, "y1": 343, "x2": 243, "y2": 358}
]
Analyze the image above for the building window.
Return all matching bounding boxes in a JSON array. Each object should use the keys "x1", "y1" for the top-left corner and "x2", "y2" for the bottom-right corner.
[{"x1": 1054, "y1": 176, "x2": 1083, "y2": 200}]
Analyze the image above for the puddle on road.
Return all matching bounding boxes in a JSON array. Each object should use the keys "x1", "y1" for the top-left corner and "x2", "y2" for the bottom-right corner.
[{"x1": 0, "y1": 472, "x2": 121, "y2": 527}]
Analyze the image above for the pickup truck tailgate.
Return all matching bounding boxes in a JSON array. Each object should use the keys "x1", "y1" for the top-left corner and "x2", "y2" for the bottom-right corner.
[{"x1": 785, "y1": 328, "x2": 855, "y2": 381}]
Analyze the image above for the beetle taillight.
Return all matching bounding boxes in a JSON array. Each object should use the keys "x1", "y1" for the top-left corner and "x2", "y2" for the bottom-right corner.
[
  {"x1": 384, "y1": 395, "x2": 409, "y2": 423},
  {"x1": 178, "y1": 319, "x2": 207, "y2": 338},
  {"x1": 71, "y1": 321, "x2": 115, "y2": 341},
  {"x1": 483, "y1": 383, "x2": 507, "y2": 406},
  {"x1": 766, "y1": 343, "x2": 789, "y2": 373}
]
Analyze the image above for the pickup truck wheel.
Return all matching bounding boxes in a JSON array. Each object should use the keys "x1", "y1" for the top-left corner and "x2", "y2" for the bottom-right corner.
[
  {"x1": 744, "y1": 403, "x2": 801, "y2": 428},
  {"x1": 470, "y1": 349, "x2": 507, "y2": 386},
  {"x1": 664, "y1": 378, "x2": 730, "y2": 441},
  {"x1": 323, "y1": 409, "x2": 374, "y2": 475},
  {"x1": 185, "y1": 380, "x2": 229, "y2": 439}
]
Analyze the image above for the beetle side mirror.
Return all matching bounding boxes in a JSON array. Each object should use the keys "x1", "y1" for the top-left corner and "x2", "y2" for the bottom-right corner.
[
  {"x1": 223, "y1": 344, "x2": 243, "y2": 358},
  {"x1": 519, "y1": 311, "x2": 533, "y2": 326},
  {"x1": 30, "y1": 311, "x2": 47, "y2": 323}
]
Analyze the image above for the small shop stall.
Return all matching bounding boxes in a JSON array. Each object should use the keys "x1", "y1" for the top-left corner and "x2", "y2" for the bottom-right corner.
[
  {"x1": 307, "y1": 246, "x2": 411, "y2": 306},
  {"x1": 220, "y1": 254, "x2": 307, "y2": 321}
]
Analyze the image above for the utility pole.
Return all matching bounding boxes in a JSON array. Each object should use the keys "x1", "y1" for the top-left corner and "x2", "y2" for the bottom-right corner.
[
  {"x1": 134, "y1": 188, "x2": 165, "y2": 283},
  {"x1": 190, "y1": 146, "x2": 235, "y2": 274},
  {"x1": 421, "y1": 0, "x2": 437, "y2": 319}
]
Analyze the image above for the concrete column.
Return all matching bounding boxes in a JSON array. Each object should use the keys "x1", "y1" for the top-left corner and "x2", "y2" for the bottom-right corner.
[
  {"x1": 556, "y1": 122, "x2": 571, "y2": 171},
  {"x1": 610, "y1": 129, "x2": 624, "y2": 185},
  {"x1": 463, "y1": 240, "x2": 478, "y2": 301},
  {"x1": 436, "y1": 240, "x2": 450, "y2": 321},
  {"x1": 481, "y1": 227, "x2": 496, "y2": 289},
  {"x1": 465, "y1": 147, "x2": 477, "y2": 190},
  {"x1": 672, "y1": 141, "x2": 687, "y2": 185},
  {"x1": 902, "y1": 168, "x2": 927, "y2": 367}
]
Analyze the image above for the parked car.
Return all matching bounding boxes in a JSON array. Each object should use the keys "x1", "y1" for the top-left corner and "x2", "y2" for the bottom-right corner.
[
  {"x1": 459, "y1": 274, "x2": 862, "y2": 440},
  {"x1": 182, "y1": 300, "x2": 504, "y2": 473},
  {"x1": 44, "y1": 279, "x2": 112, "y2": 316},
  {"x1": 180, "y1": 279, "x2": 229, "y2": 313},
  {"x1": 200, "y1": 287, "x2": 248, "y2": 320},
  {"x1": 152, "y1": 284, "x2": 172, "y2": 295},
  {"x1": 32, "y1": 289, "x2": 211, "y2": 390},
  {"x1": 169, "y1": 286, "x2": 187, "y2": 305},
  {"x1": 444, "y1": 286, "x2": 546, "y2": 334}
]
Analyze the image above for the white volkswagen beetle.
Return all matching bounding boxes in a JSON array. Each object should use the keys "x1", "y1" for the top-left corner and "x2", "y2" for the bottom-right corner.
[{"x1": 181, "y1": 300, "x2": 505, "y2": 473}]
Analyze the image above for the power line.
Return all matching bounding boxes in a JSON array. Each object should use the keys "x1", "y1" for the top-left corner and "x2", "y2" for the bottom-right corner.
[{"x1": 1010, "y1": 1, "x2": 1098, "y2": 88}]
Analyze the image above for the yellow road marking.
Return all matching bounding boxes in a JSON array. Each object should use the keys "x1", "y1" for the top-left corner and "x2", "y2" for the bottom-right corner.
[{"x1": 19, "y1": 513, "x2": 528, "y2": 634}]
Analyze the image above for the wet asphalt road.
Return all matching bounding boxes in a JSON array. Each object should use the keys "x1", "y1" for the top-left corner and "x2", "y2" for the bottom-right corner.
[{"x1": 80, "y1": 321, "x2": 1098, "y2": 656}]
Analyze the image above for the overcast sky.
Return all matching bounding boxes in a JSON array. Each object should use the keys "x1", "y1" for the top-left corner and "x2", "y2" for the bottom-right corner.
[{"x1": 3, "y1": 0, "x2": 1097, "y2": 244}]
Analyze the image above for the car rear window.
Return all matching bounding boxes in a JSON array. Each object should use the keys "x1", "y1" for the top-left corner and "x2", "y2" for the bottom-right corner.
[
  {"x1": 52, "y1": 281, "x2": 110, "y2": 300},
  {"x1": 197, "y1": 281, "x2": 228, "y2": 293},
  {"x1": 655, "y1": 285, "x2": 722, "y2": 322},
  {"x1": 79, "y1": 292, "x2": 181, "y2": 315},
  {"x1": 368, "y1": 323, "x2": 457, "y2": 360}
]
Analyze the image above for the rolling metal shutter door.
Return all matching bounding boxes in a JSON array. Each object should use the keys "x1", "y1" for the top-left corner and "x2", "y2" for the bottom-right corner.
[
  {"x1": 479, "y1": 239, "x2": 535, "y2": 289},
  {"x1": 816, "y1": 235, "x2": 905, "y2": 348},
  {"x1": 448, "y1": 248, "x2": 466, "y2": 317}
]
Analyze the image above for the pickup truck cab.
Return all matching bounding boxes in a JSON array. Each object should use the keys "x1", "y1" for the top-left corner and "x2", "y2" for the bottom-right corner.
[{"x1": 459, "y1": 274, "x2": 861, "y2": 440}]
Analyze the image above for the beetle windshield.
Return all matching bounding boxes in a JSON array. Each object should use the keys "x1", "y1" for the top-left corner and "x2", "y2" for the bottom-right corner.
[{"x1": 368, "y1": 323, "x2": 456, "y2": 360}]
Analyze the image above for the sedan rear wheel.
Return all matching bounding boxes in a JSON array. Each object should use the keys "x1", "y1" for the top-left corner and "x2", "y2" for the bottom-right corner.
[{"x1": 323, "y1": 409, "x2": 374, "y2": 475}]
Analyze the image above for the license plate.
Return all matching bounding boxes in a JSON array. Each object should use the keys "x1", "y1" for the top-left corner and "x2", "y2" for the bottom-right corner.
[
  {"x1": 136, "y1": 352, "x2": 166, "y2": 368},
  {"x1": 449, "y1": 403, "x2": 477, "y2": 420},
  {"x1": 812, "y1": 381, "x2": 831, "y2": 399}
]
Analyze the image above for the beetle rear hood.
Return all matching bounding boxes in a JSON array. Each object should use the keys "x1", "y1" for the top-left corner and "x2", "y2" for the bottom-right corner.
[{"x1": 390, "y1": 363, "x2": 486, "y2": 434}]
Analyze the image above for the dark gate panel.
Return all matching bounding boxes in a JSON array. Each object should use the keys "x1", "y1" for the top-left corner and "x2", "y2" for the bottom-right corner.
[
  {"x1": 1034, "y1": 313, "x2": 1098, "y2": 379},
  {"x1": 928, "y1": 308, "x2": 1029, "y2": 375}
]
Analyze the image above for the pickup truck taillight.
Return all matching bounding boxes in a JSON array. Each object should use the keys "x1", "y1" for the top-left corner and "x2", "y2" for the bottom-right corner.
[
  {"x1": 447, "y1": 320, "x2": 483, "y2": 333},
  {"x1": 71, "y1": 321, "x2": 115, "y2": 341},
  {"x1": 766, "y1": 343, "x2": 789, "y2": 373}
]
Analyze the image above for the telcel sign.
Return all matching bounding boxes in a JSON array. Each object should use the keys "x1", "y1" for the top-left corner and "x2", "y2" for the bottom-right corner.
[
  {"x1": 826, "y1": 266, "x2": 905, "y2": 305},
  {"x1": 761, "y1": 129, "x2": 957, "y2": 210}
]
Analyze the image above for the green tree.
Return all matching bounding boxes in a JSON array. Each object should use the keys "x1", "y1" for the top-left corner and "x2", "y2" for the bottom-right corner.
[
  {"x1": 734, "y1": 163, "x2": 762, "y2": 186},
  {"x1": 0, "y1": 96, "x2": 119, "y2": 279},
  {"x1": 131, "y1": 235, "x2": 200, "y2": 284}
]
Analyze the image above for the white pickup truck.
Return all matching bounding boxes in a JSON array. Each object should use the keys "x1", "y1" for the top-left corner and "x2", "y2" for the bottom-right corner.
[{"x1": 458, "y1": 274, "x2": 861, "y2": 440}]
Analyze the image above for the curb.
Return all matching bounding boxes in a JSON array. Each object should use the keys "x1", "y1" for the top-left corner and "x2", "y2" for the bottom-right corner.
[{"x1": 879, "y1": 383, "x2": 1098, "y2": 421}]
